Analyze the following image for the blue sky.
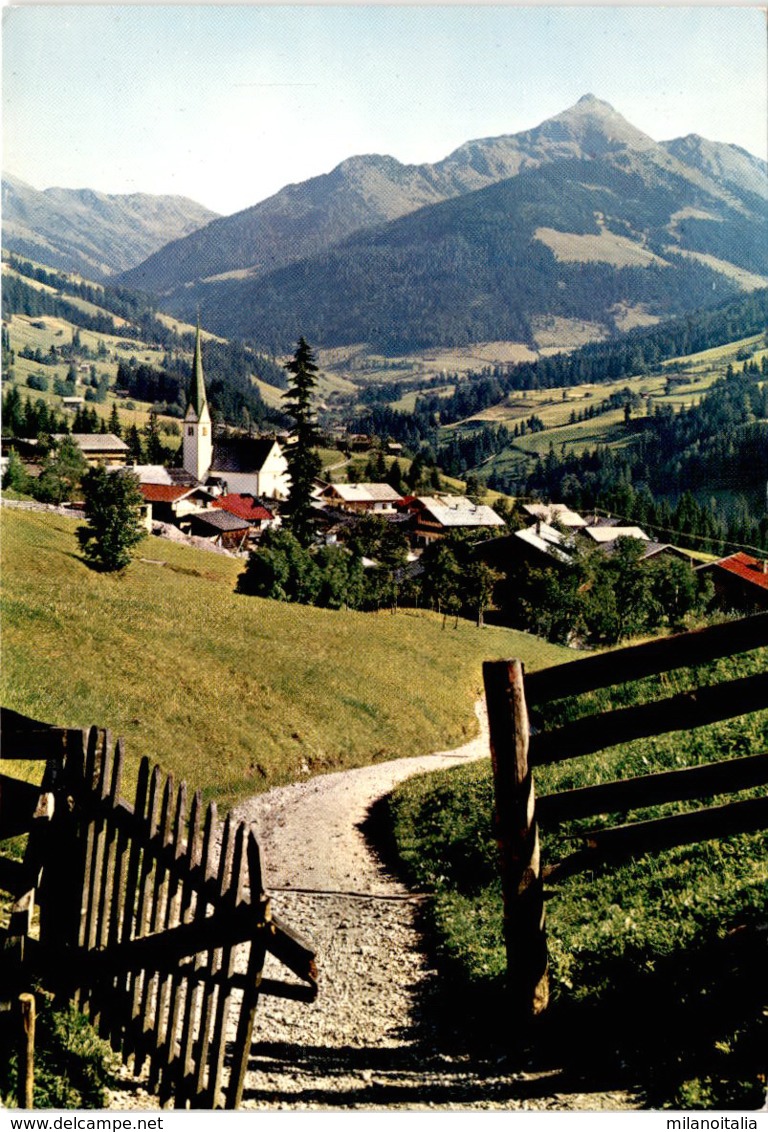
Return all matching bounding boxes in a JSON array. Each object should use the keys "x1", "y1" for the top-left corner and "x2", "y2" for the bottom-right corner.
[{"x1": 3, "y1": 4, "x2": 767, "y2": 216}]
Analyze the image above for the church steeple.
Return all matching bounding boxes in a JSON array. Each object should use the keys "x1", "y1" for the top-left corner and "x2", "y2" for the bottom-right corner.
[
  {"x1": 186, "y1": 322, "x2": 208, "y2": 421},
  {"x1": 183, "y1": 321, "x2": 213, "y2": 481}
]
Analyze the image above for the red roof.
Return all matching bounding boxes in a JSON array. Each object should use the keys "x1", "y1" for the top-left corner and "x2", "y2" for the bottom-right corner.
[
  {"x1": 139, "y1": 484, "x2": 193, "y2": 503},
  {"x1": 714, "y1": 552, "x2": 768, "y2": 590},
  {"x1": 213, "y1": 494, "x2": 274, "y2": 522}
]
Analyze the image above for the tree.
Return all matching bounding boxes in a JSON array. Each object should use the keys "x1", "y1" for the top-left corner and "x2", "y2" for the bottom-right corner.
[
  {"x1": 2, "y1": 448, "x2": 30, "y2": 494},
  {"x1": 237, "y1": 527, "x2": 321, "y2": 602},
  {"x1": 35, "y1": 436, "x2": 88, "y2": 504},
  {"x1": 76, "y1": 467, "x2": 146, "y2": 572},
  {"x1": 282, "y1": 338, "x2": 322, "y2": 546}
]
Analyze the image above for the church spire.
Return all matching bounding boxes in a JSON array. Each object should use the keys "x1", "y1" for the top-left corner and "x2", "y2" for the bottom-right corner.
[{"x1": 187, "y1": 321, "x2": 208, "y2": 420}]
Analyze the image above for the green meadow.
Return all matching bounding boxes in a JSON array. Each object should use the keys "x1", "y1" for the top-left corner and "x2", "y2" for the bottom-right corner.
[{"x1": 0, "y1": 507, "x2": 567, "y2": 807}]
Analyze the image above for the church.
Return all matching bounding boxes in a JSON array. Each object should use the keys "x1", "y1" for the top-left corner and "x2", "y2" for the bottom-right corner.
[{"x1": 183, "y1": 326, "x2": 291, "y2": 501}]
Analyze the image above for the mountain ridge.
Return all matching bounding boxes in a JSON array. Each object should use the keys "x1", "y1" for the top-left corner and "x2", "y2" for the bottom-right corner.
[
  {"x1": 116, "y1": 94, "x2": 766, "y2": 303},
  {"x1": 1, "y1": 173, "x2": 219, "y2": 279}
]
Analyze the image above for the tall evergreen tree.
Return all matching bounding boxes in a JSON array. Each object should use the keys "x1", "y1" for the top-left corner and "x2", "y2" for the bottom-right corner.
[{"x1": 282, "y1": 338, "x2": 322, "y2": 546}]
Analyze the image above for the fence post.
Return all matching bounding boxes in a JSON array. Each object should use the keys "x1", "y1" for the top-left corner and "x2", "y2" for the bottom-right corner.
[
  {"x1": 482, "y1": 659, "x2": 548, "y2": 1019},
  {"x1": 18, "y1": 992, "x2": 35, "y2": 1109}
]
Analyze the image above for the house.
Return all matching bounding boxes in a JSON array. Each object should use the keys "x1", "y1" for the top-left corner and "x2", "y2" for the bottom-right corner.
[
  {"x1": 185, "y1": 508, "x2": 251, "y2": 550},
  {"x1": 406, "y1": 495, "x2": 506, "y2": 544},
  {"x1": 521, "y1": 502, "x2": 587, "y2": 529},
  {"x1": 53, "y1": 433, "x2": 129, "y2": 467},
  {"x1": 138, "y1": 483, "x2": 215, "y2": 525},
  {"x1": 582, "y1": 524, "x2": 650, "y2": 548},
  {"x1": 319, "y1": 482, "x2": 403, "y2": 514},
  {"x1": 475, "y1": 522, "x2": 573, "y2": 572},
  {"x1": 182, "y1": 325, "x2": 290, "y2": 500},
  {"x1": 696, "y1": 552, "x2": 768, "y2": 614},
  {"x1": 212, "y1": 493, "x2": 276, "y2": 534}
]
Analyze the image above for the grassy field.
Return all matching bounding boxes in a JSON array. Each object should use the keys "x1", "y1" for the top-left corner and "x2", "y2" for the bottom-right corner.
[
  {"x1": 464, "y1": 332, "x2": 767, "y2": 478},
  {"x1": 386, "y1": 648, "x2": 768, "y2": 1109},
  {"x1": 0, "y1": 507, "x2": 568, "y2": 808}
]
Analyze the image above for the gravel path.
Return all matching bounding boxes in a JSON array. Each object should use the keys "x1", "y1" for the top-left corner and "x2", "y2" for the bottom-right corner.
[{"x1": 108, "y1": 703, "x2": 641, "y2": 1111}]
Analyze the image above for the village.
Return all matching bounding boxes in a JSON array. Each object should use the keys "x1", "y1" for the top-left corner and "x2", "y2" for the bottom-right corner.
[{"x1": 4, "y1": 324, "x2": 767, "y2": 635}]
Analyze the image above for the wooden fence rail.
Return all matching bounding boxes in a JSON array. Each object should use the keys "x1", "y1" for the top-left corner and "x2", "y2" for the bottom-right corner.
[
  {"x1": 0, "y1": 713, "x2": 317, "y2": 1109},
  {"x1": 483, "y1": 611, "x2": 768, "y2": 1020}
]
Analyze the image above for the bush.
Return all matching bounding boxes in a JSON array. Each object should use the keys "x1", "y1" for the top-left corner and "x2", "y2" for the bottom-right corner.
[
  {"x1": 0, "y1": 997, "x2": 118, "y2": 1109},
  {"x1": 26, "y1": 373, "x2": 48, "y2": 392}
]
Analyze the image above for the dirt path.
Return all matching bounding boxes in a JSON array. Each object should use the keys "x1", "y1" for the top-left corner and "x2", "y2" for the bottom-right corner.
[
  {"x1": 109, "y1": 703, "x2": 641, "y2": 1110},
  {"x1": 225, "y1": 703, "x2": 640, "y2": 1111}
]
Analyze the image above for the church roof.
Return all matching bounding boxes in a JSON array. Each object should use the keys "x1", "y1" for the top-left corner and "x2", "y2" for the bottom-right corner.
[
  {"x1": 211, "y1": 436, "x2": 279, "y2": 474},
  {"x1": 186, "y1": 324, "x2": 208, "y2": 421}
]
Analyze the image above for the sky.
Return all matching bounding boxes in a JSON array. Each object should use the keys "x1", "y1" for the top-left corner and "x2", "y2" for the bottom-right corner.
[{"x1": 3, "y1": 3, "x2": 767, "y2": 217}]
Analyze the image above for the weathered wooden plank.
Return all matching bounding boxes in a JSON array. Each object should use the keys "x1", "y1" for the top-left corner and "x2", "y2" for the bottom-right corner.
[
  {"x1": 125, "y1": 765, "x2": 162, "y2": 1067},
  {"x1": 536, "y1": 751, "x2": 768, "y2": 825},
  {"x1": 266, "y1": 916, "x2": 318, "y2": 986},
  {"x1": 525, "y1": 611, "x2": 768, "y2": 706},
  {"x1": 226, "y1": 832, "x2": 267, "y2": 1109},
  {"x1": 530, "y1": 671, "x2": 768, "y2": 767},
  {"x1": 177, "y1": 799, "x2": 217, "y2": 1109},
  {"x1": 483, "y1": 659, "x2": 548, "y2": 1019},
  {"x1": 546, "y1": 795, "x2": 768, "y2": 881},
  {"x1": 147, "y1": 782, "x2": 187, "y2": 1097},
  {"x1": 193, "y1": 813, "x2": 234, "y2": 1106},
  {"x1": 158, "y1": 789, "x2": 202, "y2": 1106},
  {"x1": 90, "y1": 732, "x2": 117, "y2": 1035},
  {"x1": 133, "y1": 773, "x2": 175, "y2": 1077},
  {"x1": 207, "y1": 822, "x2": 247, "y2": 1108}
]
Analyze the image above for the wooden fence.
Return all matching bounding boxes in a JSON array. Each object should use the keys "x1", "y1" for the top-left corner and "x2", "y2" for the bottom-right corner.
[
  {"x1": 0, "y1": 713, "x2": 317, "y2": 1109},
  {"x1": 482, "y1": 611, "x2": 768, "y2": 1020}
]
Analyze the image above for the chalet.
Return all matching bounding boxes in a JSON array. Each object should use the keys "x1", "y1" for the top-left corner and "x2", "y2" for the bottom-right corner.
[
  {"x1": 319, "y1": 482, "x2": 403, "y2": 514},
  {"x1": 212, "y1": 493, "x2": 276, "y2": 533},
  {"x1": 475, "y1": 522, "x2": 573, "y2": 572},
  {"x1": 696, "y1": 552, "x2": 768, "y2": 614},
  {"x1": 521, "y1": 502, "x2": 587, "y2": 529},
  {"x1": 406, "y1": 495, "x2": 506, "y2": 544},
  {"x1": 53, "y1": 433, "x2": 129, "y2": 467},
  {"x1": 138, "y1": 483, "x2": 215, "y2": 526},
  {"x1": 185, "y1": 508, "x2": 251, "y2": 550},
  {"x1": 582, "y1": 524, "x2": 650, "y2": 549},
  {"x1": 182, "y1": 326, "x2": 290, "y2": 500}
]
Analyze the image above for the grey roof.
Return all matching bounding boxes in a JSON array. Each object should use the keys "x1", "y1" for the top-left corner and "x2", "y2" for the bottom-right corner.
[
  {"x1": 54, "y1": 433, "x2": 129, "y2": 452},
  {"x1": 211, "y1": 436, "x2": 279, "y2": 474},
  {"x1": 189, "y1": 509, "x2": 249, "y2": 532},
  {"x1": 417, "y1": 495, "x2": 505, "y2": 528}
]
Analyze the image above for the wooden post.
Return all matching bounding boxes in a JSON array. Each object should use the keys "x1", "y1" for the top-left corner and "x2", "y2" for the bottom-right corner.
[
  {"x1": 482, "y1": 659, "x2": 549, "y2": 1019},
  {"x1": 18, "y1": 993, "x2": 35, "y2": 1109}
]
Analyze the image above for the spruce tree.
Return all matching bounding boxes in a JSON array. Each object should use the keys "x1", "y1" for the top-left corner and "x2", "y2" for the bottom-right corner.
[{"x1": 282, "y1": 338, "x2": 322, "y2": 546}]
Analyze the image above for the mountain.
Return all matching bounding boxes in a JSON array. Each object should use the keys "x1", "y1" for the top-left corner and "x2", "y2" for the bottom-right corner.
[
  {"x1": 118, "y1": 95, "x2": 766, "y2": 308},
  {"x1": 117, "y1": 95, "x2": 674, "y2": 295},
  {"x1": 1, "y1": 174, "x2": 218, "y2": 279},
  {"x1": 191, "y1": 150, "x2": 768, "y2": 353}
]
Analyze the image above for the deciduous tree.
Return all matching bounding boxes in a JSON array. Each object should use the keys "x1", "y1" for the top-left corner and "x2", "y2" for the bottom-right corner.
[{"x1": 76, "y1": 467, "x2": 146, "y2": 572}]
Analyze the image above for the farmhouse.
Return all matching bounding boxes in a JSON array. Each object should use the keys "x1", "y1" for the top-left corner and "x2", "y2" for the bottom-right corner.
[
  {"x1": 212, "y1": 493, "x2": 276, "y2": 533},
  {"x1": 404, "y1": 495, "x2": 506, "y2": 544},
  {"x1": 53, "y1": 432, "x2": 129, "y2": 467},
  {"x1": 319, "y1": 482, "x2": 403, "y2": 514},
  {"x1": 182, "y1": 326, "x2": 290, "y2": 500},
  {"x1": 696, "y1": 552, "x2": 768, "y2": 614}
]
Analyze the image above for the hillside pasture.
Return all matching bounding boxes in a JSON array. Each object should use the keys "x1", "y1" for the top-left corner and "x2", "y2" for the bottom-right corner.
[
  {"x1": 387, "y1": 646, "x2": 768, "y2": 1108},
  {"x1": 0, "y1": 507, "x2": 568, "y2": 810}
]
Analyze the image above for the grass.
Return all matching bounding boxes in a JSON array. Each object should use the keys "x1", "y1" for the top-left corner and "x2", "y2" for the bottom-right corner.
[
  {"x1": 385, "y1": 646, "x2": 768, "y2": 1109},
  {"x1": 0, "y1": 506, "x2": 568, "y2": 808}
]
